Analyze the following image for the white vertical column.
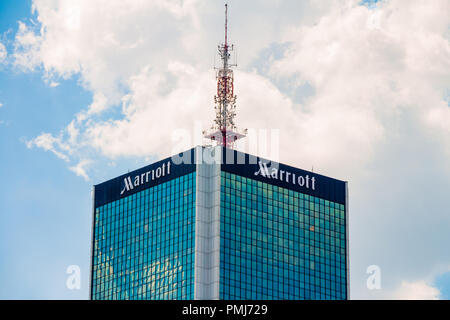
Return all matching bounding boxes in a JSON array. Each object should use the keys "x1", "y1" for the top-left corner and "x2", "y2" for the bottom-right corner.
[{"x1": 194, "y1": 146, "x2": 221, "y2": 300}]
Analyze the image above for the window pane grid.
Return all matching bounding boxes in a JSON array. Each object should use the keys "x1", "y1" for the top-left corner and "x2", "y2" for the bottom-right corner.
[
  {"x1": 219, "y1": 171, "x2": 347, "y2": 300},
  {"x1": 91, "y1": 172, "x2": 196, "y2": 300}
]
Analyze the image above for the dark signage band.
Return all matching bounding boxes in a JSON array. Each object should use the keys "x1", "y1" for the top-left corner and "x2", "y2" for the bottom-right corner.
[
  {"x1": 94, "y1": 149, "x2": 196, "y2": 208},
  {"x1": 221, "y1": 148, "x2": 346, "y2": 205}
]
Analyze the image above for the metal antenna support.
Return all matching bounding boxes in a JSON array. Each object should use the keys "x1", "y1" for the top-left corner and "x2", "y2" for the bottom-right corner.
[{"x1": 203, "y1": 3, "x2": 247, "y2": 149}]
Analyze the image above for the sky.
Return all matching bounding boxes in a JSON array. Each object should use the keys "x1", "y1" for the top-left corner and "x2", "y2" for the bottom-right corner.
[{"x1": 0, "y1": 0, "x2": 449, "y2": 300}]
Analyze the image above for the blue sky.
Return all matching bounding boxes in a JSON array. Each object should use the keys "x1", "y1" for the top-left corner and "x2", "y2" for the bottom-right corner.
[
  {"x1": 0, "y1": 0, "x2": 449, "y2": 299},
  {"x1": 0, "y1": 0, "x2": 91, "y2": 299}
]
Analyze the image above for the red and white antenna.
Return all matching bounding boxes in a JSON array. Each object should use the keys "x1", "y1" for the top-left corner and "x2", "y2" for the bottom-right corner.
[{"x1": 203, "y1": 3, "x2": 247, "y2": 149}]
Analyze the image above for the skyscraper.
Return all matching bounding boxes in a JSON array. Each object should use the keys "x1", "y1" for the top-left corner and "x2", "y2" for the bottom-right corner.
[
  {"x1": 90, "y1": 4, "x2": 348, "y2": 301},
  {"x1": 90, "y1": 146, "x2": 349, "y2": 300}
]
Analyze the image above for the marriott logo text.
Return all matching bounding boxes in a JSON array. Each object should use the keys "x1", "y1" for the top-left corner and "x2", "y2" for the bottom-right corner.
[
  {"x1": 254, "y1": 161, "x2": 316, "y2": 190},
  {"x1": 120, "y1": 161, "x2": 171, "y2": 195}
]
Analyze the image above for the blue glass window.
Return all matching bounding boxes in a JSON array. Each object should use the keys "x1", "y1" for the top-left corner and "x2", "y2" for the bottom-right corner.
[
  {"x1": 91, "y1": 172, "x2": 196, "y2": 300},
  {"x1": 219, "y1": 171, "x2": 347, "y2": 300}
]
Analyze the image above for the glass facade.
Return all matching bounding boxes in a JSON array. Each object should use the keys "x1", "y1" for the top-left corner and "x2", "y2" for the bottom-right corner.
[
  {"x1": 91, "y1": 172, "x2": 196, "y2": 300},
  {"x1": 219, "y1": 171, "x2": 347, "y2": 300},
  {"x1": 91, "y1": 147, "x2": 348, "y2": 300}
]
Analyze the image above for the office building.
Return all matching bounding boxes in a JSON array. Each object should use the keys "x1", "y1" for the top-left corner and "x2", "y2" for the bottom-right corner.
[{"x1": 90, "y1": 146, "x2": 349, "y2": 300}]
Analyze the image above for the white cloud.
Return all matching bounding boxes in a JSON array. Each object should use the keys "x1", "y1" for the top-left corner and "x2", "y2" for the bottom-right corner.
[
  {"x1": 84, "y1": 63, "x2": 215, "y2": 158},
  {"x1": 389, "y1": 280, "x2": 440, "y2": 300},
  {"x1": 13, "y1": 0, "x2": 206, "y2": 106},
  {"x1": 69, "y1": 159, "x2": 91, "y2": 181},
  {"x1": 86, "y1": 92, "x2": 108, "y2": 116},
  {"x1": 26, "y1": 132, "x2": 72, "y2": 161},
  {"x1": 0, "y1": 41, "x2": 7, "y2": 63},
  {"x1": 13, "y1": 21, "x2": 43, "y2": 71},
  {"x1": 269, "y1": 0, "x2": 450, "y2": 171}
]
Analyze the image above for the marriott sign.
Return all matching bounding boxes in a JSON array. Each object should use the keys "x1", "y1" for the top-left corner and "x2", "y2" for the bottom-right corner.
[
  {"x1": 254, "y1": 161, "x2": 316, "y2": 190},
  {"x1": 120, "y1": 161, "x2": 171, "y2": 195}
]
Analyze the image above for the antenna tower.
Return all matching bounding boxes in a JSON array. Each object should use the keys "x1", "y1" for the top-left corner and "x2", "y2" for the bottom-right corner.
[{"x1": 203, "y1": 4, "x2": 247, "y2": 149}]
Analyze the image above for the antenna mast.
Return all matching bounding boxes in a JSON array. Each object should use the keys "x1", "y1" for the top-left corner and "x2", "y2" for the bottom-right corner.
[{"x1": 203, "y1": 3, "x2": 247, "y2": 149}]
